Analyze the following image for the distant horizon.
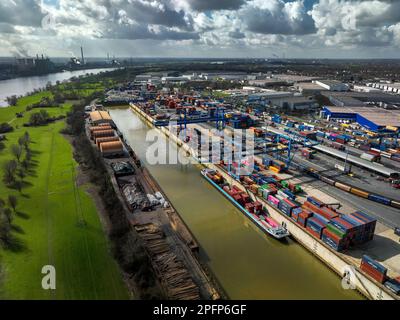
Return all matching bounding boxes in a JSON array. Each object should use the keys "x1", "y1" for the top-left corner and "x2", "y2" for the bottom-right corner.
[{"x1": 1, "y1": 56, "x2": 400, "y2": 61}]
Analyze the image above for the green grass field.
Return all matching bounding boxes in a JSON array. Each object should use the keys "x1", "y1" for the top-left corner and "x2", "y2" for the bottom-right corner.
[{"x1": 0, "y1": 92, "x2": 129, "y2": 299}]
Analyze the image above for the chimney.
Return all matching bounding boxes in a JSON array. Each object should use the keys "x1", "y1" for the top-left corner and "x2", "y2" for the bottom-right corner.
[{"x1": 81, "y1": 46, "x2": 85, "y2": 65}]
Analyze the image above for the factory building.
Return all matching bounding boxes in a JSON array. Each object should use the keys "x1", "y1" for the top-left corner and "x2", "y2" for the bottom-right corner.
[
  {"x1": 321, "y1": 106, "x2": 400, "y2": 131},
  {"x1": 315, "y1": 80, "x2": 349, "y2": 92}
]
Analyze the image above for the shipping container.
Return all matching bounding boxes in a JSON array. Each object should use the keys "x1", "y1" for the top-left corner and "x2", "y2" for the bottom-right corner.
[
  {"x1": 306, "y1": 196, "x2": 324, "y2": 208},
  {"x1": 334, "y1": 182, "x2": 352, "y2": 192},
  {"x1": 350, "y1": 187, "x2": 369, "y2": 199},
  {"x1": 361, "y1": 255, "x2": 387, "y2": 275},
  {"x1": 368, "y1": 194, "x2": 391, "y2": 206}
]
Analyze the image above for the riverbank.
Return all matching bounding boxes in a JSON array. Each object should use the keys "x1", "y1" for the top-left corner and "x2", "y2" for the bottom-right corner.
[
  {"x1": 127, "y1": 102, "x2": 398, "y2": 300},
  {"x1": 85, "y1": 109, "x2": 222, "y2": 299},
  {"x1": 0, "y1": 68, "x2": 118, "y2": 107}
]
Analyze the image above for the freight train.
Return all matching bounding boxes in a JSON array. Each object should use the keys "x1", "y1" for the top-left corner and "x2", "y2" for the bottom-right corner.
[{"x1": 306, "y1": 168, "x2": 400, "y2": 209}]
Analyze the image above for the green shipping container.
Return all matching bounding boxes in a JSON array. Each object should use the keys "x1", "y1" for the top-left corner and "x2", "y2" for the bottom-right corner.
[{"x1": 326, "y1": 223, "x2": 346, "y2": 238}]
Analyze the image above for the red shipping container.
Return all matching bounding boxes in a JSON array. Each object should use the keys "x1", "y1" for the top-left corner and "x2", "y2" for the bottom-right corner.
[
  {"x1": 241, "y1": 194, "x2": 250, "y2": 203},
  {"x1": 299, "y1": 210, "x2": 313, "y2": 219},
  {"x1": 297, "y1": 218, "x2": 307, "y2": 227},
  {"x1": 322, "y1": 228, "x2": 343, "y2": 244},
  {"x1": 232, "y1": 185, "x2": 241, "y2": 191},
  {"x1": 360, "y1": 262, "x2": 386, "y2": 283},
  {"x1": 245, "y1": 204, "x2": 254, "y2": 213},
  {"x1": 253, "y1": 201, "x2": 262, "y2": 211},
  {"x1": 306, "y1": 227, "x2": 321, "y2": 239},
  {"x1": 233, "y1": 194, "x2": 244, "y2": 206}
]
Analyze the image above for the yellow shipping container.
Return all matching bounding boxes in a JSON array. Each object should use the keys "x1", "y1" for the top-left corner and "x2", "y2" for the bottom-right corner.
[{"x1": 269, "y1": 166, "x2": 280, "y2": 173}]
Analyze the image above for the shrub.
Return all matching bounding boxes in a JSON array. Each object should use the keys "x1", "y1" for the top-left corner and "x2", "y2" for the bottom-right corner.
[{"x1": 0, "y1": 123, "x2": 13, "y2": 134}]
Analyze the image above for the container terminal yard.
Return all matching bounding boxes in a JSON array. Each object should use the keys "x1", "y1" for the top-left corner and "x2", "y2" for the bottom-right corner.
[{"x1": 88, "y1": 72, "x2": 400, "y2": 300}]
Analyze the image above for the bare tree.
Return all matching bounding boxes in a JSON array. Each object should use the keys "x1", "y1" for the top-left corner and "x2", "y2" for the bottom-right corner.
[
  {"x1": 11, "y1": 145, "x2": 23, "y2": 163},
  {"x1": 8, "y1": 195, "x2": 17, "y2": 213}
]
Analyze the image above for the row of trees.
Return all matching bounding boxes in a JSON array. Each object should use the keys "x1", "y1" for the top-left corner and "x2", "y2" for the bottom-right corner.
[
  {"x1": 65, "y1": 95, "x2": 161, "y2": 298},
  {"x1": 0, "y1": 195, "x2": 18, "y2": 248},
  {"x1": 3, "y1": 132, "x2": 32, "y2": 192}
]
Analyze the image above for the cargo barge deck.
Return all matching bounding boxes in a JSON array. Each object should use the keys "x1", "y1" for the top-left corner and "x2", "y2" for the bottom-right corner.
[
  {"x1": 128, "y1": 102, "x2": 399, "y2": 300},
  {"x1": 201, "y1": 168, "x2": 290, "y2": 239},
  {"x1": 85, "y1": 111, "x2": 222, "y2": 300}
]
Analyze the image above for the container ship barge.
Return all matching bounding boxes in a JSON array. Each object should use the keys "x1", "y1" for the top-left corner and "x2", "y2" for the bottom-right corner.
[{"x1": 201, "y1": 168, "x2": 290, "y2": 239}]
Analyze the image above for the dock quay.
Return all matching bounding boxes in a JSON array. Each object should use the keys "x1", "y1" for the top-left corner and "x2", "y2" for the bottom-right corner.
[
  {"x1": 85, "y1": 111, "x2": 221, "y2": 300},
  {"x1": 128, "y1": 102, "x2": 400, "y2": 300}
]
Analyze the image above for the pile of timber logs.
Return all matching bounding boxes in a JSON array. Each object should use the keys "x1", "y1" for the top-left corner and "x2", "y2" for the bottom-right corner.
[{"x1": 135, "y1": 223, "x2": 200, "y2": 300}]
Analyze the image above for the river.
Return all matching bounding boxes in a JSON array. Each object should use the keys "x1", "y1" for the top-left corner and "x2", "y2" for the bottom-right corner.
[
  {"x1": 110, "y1": 107, "x2": 362, "y2": 300},
  {"x1": 0, "y1": 68, "x2": 117, "y2": 107}
]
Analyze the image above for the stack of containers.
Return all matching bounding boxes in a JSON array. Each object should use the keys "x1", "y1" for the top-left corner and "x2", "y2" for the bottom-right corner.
[
  {"x1": 306, "y1": 217, "x2": 326, "y2": 239},
  {"x1": 360, "y1": 255, "x2": 387, "y2": 284},
  {"x1": 349, "y1": 211, "x2": 376, "y2": 243},
  {"x1": 322, "y1": 217, "x2": 357, "y2": 251},
  {"x1": 291, "y1": 207, "x2": 303, "y2": 222},
  {"x1": 279, "y1": 198, "x2": 301, "y2": 218},
  {"x1": 297, "y1": 211, "x2": 313, "y2": 227},
  {"x1": 267, "y1": 194, "x2": 280, "y2": 208}
]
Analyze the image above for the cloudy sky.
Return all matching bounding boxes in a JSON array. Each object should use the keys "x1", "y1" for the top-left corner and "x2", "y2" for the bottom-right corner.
[{"x1": 0, "y1": 0, "x2": 400, "y2": 58}]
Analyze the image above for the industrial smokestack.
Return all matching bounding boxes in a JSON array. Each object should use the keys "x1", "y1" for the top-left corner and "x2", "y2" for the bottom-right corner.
[{"x1": 81, "y1": 46, "x2": 85, "y2": 65}]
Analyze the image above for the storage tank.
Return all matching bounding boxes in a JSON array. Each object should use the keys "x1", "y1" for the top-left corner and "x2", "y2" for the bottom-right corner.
[
  {"x1": 99, "y1": 141, "x2": 124, "y2": 155},
  {"x1": 95, "y1": 136, "x2": 120, "y2": 148},
  {"x1": 92, "y1": 129, "x2": 114, "y2": 139}
]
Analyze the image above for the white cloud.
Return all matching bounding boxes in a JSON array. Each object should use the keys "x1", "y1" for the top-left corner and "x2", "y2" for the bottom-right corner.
[{"x1": 1, "y1": 0, "x2": 400, "y2": 58}]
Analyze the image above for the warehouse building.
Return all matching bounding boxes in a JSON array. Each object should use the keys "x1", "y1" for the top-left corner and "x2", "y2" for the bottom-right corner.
[
  {"x1": 315, "y1": 80, "x2": 349, "y2": 92},
  {"x1": 321, "y1": 106, "x2": 400, "y2": 131},
  {"x1": 368, "y1": 82, "x2": 400, "y2": 94},
  {"x1": 296, "y1": 82, "x2": 328, "y2": 95},
  {"x1": 321, "y1": 91, "x2": 400, "y2": 107},
  {"x1": 275, "y1": 96, "x2": 318, "y2": 111}
]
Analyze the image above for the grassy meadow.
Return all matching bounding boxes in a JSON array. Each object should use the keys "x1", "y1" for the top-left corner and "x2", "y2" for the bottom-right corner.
[{"x1": 0, "y1": 90, "x2": 129, "y2": 299}]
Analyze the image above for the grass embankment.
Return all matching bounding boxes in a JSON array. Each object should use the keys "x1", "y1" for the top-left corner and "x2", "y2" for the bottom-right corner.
[{"x1": 0, "y1": 91, "x2": 129, "y2": 299}]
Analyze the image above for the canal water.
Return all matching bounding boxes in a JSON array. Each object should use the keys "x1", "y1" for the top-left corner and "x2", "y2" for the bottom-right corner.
[
  {"x1": 0, "y1": 68, "x2": 116, "y2": 107},
  {"x1": 110, "y1": 107, "x2": 362, "y2": 300}
]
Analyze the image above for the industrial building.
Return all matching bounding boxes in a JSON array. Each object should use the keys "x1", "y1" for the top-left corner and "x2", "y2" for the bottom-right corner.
[
  {"x1": 321, "y1": 91, "x2": 400, "y2": 108},
  {"x1": 296, "y1": 82, "x2": 328, "y2": 95},
  {"x1": 275, "y1": 96, "x2": 318, "y2": 111},
  {"x1": 321, "y1": 106, "x2": 400, "y2": 131},
  {"x1": 315, "y1": 80, "x2": 349, "y2": 92}
]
